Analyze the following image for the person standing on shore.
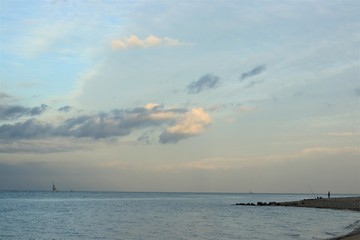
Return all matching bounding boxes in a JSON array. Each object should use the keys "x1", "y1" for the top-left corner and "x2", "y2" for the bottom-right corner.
[{"x1": 328, "y1": 191, "x2": 330, "y2": 198}]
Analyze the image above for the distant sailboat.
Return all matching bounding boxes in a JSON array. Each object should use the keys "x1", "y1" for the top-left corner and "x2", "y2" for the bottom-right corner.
[{"x1": 52, "y1": 183, "x2": 57, "y2": 192}]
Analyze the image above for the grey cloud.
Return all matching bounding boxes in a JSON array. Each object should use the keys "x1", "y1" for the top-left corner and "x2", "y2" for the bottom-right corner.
[
  {"x1": 29, "y1": 104, "x2": 48, "y2": 115},
  {"x1": 245, "y1": 80, "x2": 264, "y2": 88},
  {"x1": 0, "y1": 104, "x2": 48, "y2": 120},
  {"x1": 0, "y1": 106, "x2": 183, "y2": 141},
  {"x1": 159, "y1": 131, "x2": 189, "y2": 144},
  {"x1": 240, "y1": 64, "x2": 266, "y2": 80},
  {"x1": 137, "y1": 131, "x2": 156, "y2": 145},
  {"x1": 0, "y1": 104, "x2": 211, "y2": 150},
  {"x1": 58, "y1": 106, "x2": 72, "y2": 112},
  {"x1": 187, "y1": 74, "x2": 220, "y2": 94},
  {"x1": 0, "y1": 119, "x2": 53, "y2": 139},
  {"x1": 0, "y1": 139, "x2": 89, "y2": 153},
  {"x1": 0, "y1": 92, "x2": 12, "y2": 100}
]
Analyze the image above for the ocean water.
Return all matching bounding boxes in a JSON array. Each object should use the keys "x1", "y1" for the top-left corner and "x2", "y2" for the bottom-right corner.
[{"x1": 0, "y1": 191, "x2": 359, "y2": 240}]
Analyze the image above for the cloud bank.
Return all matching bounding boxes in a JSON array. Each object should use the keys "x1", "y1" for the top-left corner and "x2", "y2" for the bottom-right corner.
[
  {"x1": 111, "y1": 35, "x2": 185, "y2": 50},
  {"x1": 240, "y1": 64, "x2": 266, "y2": 80},
  {"x1": 187, "y1": 74, "x2": 220, "y2": 94},
  {"x1": 0, "y1": 104, "x2": 212, "y2": 148}
]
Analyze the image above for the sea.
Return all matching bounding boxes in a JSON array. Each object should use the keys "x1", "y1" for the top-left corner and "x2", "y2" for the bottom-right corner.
[{"x1": 0, "y1": 191, "x2": 359, "y2": 240}]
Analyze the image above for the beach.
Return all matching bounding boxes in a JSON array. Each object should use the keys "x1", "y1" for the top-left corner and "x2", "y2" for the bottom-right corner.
[{"x1": 277, "y1": 197, "x2": 360, "y2": 211}]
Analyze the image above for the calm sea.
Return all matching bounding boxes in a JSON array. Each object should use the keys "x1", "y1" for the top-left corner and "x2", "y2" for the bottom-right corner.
[{"x1": 0, "y1": 191, "x2": 359, "y2": 240}]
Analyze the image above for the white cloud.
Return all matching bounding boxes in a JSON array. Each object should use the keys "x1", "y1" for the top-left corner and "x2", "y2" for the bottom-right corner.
[
  {"x1": 144, "y1": 103, "x2": 160, "y2": 110},
  {"x1": 163, "y1": 37, "x2": 183, "y2": 46},
  {"x1": 159, "y1": 108, "x2": 212, "y2": 143},
  {"x1": 145, "y1": 35, "x2": 162, "y2": 47},
  {"x1": 166, "y1": 108, "x2": 211, "y2": 135},
  {"x1": 301, "y1": 146, "x2": 360, "y2": 155},
  {"x1": 111, "y1": 35, "x2": 186, "y2": 50},
  {"x1": 328, "y1": 132, "x2": 360, "y2": 137}
]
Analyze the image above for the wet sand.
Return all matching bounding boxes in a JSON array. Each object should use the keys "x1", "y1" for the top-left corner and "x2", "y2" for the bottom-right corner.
[{"x1": 277, "y1": 197, "x2": 360, "y2": 240}]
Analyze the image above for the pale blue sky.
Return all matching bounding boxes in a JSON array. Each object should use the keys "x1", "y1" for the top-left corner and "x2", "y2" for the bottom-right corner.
[{"x1": 0, "y1": 0, "x2": 359, "y2": 193}]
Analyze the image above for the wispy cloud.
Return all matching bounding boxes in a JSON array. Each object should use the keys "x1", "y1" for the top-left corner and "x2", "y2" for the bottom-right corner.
[
  {"x1": 155, "y1": 146, "x2": 360, "y2": 171},
  {"x1": 240, "y1": 64, "x2": 266, "y2": 81},
  {"x1": 328, "y1": 131, "x2": 360, "y2": 137},
  {"x1": 0, "y1": 139, "x2": 91, "y2": 154},
  {"x1": 245, "y1": 80, "x2": 264, "y2": 88},
  {"x1": 111, "y1": 35, "x2": 186, "y2": 50},
  {"x1": 301, "y1": 146, "x2": 360, "y2": 155},
  {"x1": 0, "y1": 104, "x2": 48, "y2": 120},
  {"x1": 186, "y1": 74, "x2": 220, "y2": 94}
]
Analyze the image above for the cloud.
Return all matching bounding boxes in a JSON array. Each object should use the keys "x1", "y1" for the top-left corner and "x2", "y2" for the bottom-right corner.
[
  {"x1": 58, "y1": 106, "x2": 72, "y2": 112},
  {"x1": 159, "y1": 108, "x2": 212, "y2": 144},
  {"x1": 186, "y1": 74, "x2": 220, "y2": 94},
  {"x1": 111, "y1": 35, "x2": 186, "y2": 50},
  {"x1": 163, "y1": 37, "x2": 184, "y2": 46},
  {"x1": 156, "y1": 146, "x2": 360, "y2": 172},
  {"x1": 0, "y1": 104, "x2": 211, "y2": 146},
  {"x1": 0, "y1": 139, "x2": 91, "y2": 153},
  {"x1": 328, "y1": 132, "x2": 360, "y2": 137},
  {"x1": 0, "y1": 104, "x2": 48, "y2": 120},
  {"x1": 0, "y1": 92, "x2": 12, "y2": 100},
  {"x1": 245, "y1": 80, "x2": 264, "y2": 88},
  {"x1": 0, "y1": 119, "x2": 53, "y2": 139},
  {"x1": 301, "y1": 146, "x2": 360, "y2": 155},
  {"x1": 240, "y1": 64, "x2": 266, "y2": 80},
  {"x1": 137, "y1": 131, "x2": 156, "y2": 145}
]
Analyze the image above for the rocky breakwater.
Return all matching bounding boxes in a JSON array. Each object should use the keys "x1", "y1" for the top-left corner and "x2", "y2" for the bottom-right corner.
[{"x1": 236, "y1": 201, "x2": 281, "y2": 206}]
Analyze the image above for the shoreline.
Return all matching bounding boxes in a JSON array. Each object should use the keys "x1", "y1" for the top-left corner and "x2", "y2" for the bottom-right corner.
[
  {"x1": 272, "y1": 197, "x2": 360, "y2": 239},
  {"x1": 277, "y1": 197, "x2": 360, "y2": 240},
  {"x1": 329, "y1": 226, "x2": 360, "y2": 240},
  {"x1": 236, "y1": 197, "x2": 360, "y2": 239}
]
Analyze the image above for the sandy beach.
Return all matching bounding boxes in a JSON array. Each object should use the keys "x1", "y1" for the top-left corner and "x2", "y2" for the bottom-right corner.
[{"x1": 277, "y1": 197, "x2": 360, "y2": 240}]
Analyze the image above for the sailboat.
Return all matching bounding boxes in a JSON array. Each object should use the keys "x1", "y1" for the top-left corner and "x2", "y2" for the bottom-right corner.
[{"x1": 52, "y1": 183, "x2": 57, "y2": 192}]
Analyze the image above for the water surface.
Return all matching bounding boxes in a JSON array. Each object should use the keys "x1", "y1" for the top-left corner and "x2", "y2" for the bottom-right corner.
[{"x1": 1, "y1": 191, "x2": 359, "y2": 240}]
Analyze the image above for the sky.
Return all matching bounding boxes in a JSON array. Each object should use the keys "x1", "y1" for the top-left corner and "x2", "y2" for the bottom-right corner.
[{"x1": 0, "y1": 0, "x2": 359, "y2": 193}]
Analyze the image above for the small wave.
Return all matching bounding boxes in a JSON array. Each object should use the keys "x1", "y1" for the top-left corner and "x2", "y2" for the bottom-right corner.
[
  {"x1": 345, "y1": 219, "x2": 360, "y2": 230},
  {"x1": 286, "y1": 233, "x2": 300, "y2": 238}
]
